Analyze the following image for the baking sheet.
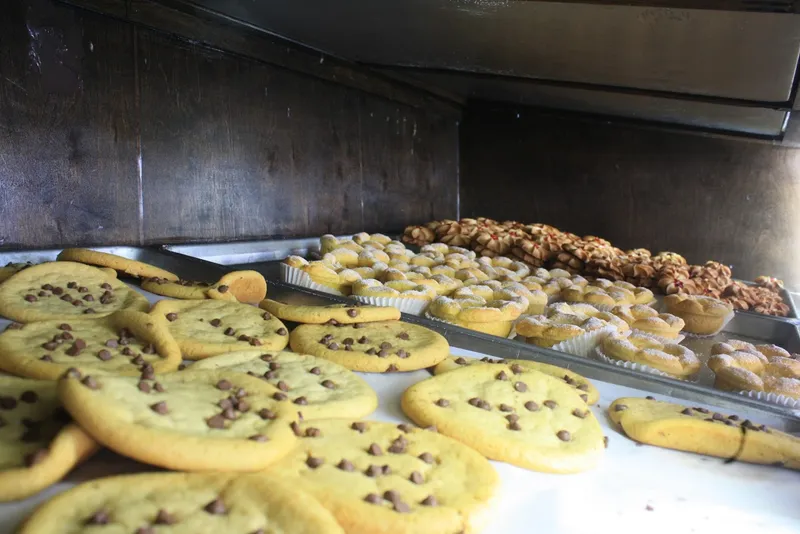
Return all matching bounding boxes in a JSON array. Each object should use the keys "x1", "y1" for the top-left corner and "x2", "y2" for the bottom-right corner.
[{"x1": 0, "y1": 284, "x2": 798, "y2": 533}]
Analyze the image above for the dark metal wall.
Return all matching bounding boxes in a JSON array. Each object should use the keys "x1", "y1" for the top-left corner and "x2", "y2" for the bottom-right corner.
[
  {"x1": 0, "y1": 0, "x2": 459, "y2": 249},
  {"x1": 460, "y1": 107, "x2": 800, "y2": 287}
]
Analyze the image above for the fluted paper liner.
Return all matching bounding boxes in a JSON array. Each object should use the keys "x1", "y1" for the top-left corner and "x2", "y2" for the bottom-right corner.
[
  {"x1": 593, "y1": 346, "x2": 700, "y2": 382},
  {"x1": 280, "y1": 263, "x2": 345, "y2": 297},
  {"x1": 353, "y1": 295, "x2": 429, "y2": 316},
  {"x1": 737, "y1": 390, "x2": 800, "y2": 410}
]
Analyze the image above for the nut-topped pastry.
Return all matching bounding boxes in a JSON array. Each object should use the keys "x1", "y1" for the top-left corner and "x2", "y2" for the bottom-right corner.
[
  {"x1": 663, "y1": 294, "x2": 733, "y2": 335},
  {"x1": 708, "y1": 340, "x2": 800, "y2": 399}
]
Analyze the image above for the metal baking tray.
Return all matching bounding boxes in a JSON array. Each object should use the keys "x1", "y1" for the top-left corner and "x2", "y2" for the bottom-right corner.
[
  {"x1": 730, "y1": 279, "x2": 798, "y2": 322},
  {"x1": 265, "y1": 279, "x2": 800, "y2": 432},
  {"x1": 0, "y1": 246, "x2": 227, "y2": 282}
]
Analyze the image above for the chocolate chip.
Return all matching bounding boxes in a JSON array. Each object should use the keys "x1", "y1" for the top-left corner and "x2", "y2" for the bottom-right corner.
[
  {"x1": 154, "y1": 383, "x2": 165, "y2": 393},
  {"x1": 24, "y1": 294, "x2": 37, "y2": 302},
  {"x1": 556, "y1": 430, "x2": 571, "y2": 441},
  {"x1": 397, "y1": 332, "x2": 409, "y2": 340},
  {"x1": 693, "y1": 407, "x2": 709, "y2": 414},
  {"x1": 421, "y1": 495, "x2": 438, "y2": 506},
  {"x1": 131, "y1": 355, "x2": 145, "y2": 366},
  {"x1": 57, "y1": 323, "x2": 71, "y2": 331},
  {"x1": 380, "y1": 342, "x2": 392, "y2": 350},
  {"x1": 71, "y1": 299, "x2": 83, "y2": 307},
  {"x1": 262, "y1": 312, "x2": 272, "y2": 320},
  {"x1": 101, "y1": 282, "x2": 112, "y2": 290},
  {"x1": 39, "y1": 355, "x2": 53, "y2": 362},
  {"x1": 508, "y1": 421, "x2": 522, "y2": 431},
  {"x1": 306, "y1": 456, "x2": 324, "y2": 469},
  {"x1": 305, "y1": 427, "x2": 321, "y2": 438},
  {"x1": 105, "y1": 339, "x2": 118, "y2": 348},
  {"x1": 63, "y1": 367, "x2": 81, "y2": 379},
  {"x1": 276, "y1": 381, "x2": 289, "y2": 392},
  {"x1": 328, "y1": 342, "x2": 340, "y2": 351},
  {"x1": 397, "y1": 423, "x2": 413, "y2": 433},
  {"x1": 235, "y1": 399, "x2": 249, "y2": 412},
  {"x1": 318, "y1": 380, "x2": 335, "y2": 390},
  {"x1": 577, "y1": 383, "x2": 589, "y2": 391},
  {"x1": 434, "y1": 398, "x2": 450, "y2": 408},
  {"x1": 216, "y1": 379, "x2": 232, "y2": 391},
  {"x1": 263, "y1": 370, "x2": 277, "y2": 380},
  {"x1": 468, "y1": 397, "x2": 481, "y2": 407},
  {"x1": 378, "y1": 349, "x2": 390, "y2": 358},
  {"x1": 393, "y1": 500, "x2": 411, "y2": 513},
  {"x1": 222, "y1": 407, "x2": 237, "y2": 420},
  {"x1": 294, "y1": 397, "x2": 308, "y2": 405},
  {"x1": 224, "y1": 327, "x2": 235, "y2": 336},
  {"x1": 42, "y1": 342, "x2": 58, "y2": 351},
  {"x1": 510, "y1": 363, "x2": 523, "y2": 374},
  {"x1": 204, "y1": 498, "x2": 227, "y2": 515},
  {"x1": 351, "y1": 422, "x2": 366, "y2": 433},
  {"x1": 238, "y1": 335, "x2": 251, "y2": 342},
  {"x1": 347, "y1": 309, "x2": 358, "y2": 317},
  {"x1": 290, "y1": 422, "x2": 302, "y2": 436},
  {"x1": 418, "y1": 452, "x2": 434, "y2": 464},
  {"x1": 206, "y1": 414, "x2": 226, "y2": 429},
  {"x1": 572, "y1": 409, "x2": 588, "y2": 419},
  {"x1": 269, "y1": 362, "x2": 280, "y2": 371},
  {"x1": 365, "y1": 348, "x2": 377, "y2": 355},
  {"x1": 217, "y1": 285, "x2": 229, "y2": 293},
  {"x1": 140, "y1": 366, "x2": 155, "y2": 380},
  {"x1": 24, "y1": 449, "x2": 48, "y2": 466},
  {"x1": 498, "y1": 403, "x2": 514, "y2": 412},
  {"x1": 150, "y1": 402, "x2": 168, "y2": 414},
  {"x1": 364, "y1": 493, "x2": 381, "y2": 504},
  {"x1": 142, "y1": 344, "x2": 156, "y2": 354},
  {"x1": 81, "y1": 376, "x2": 99, "y2": 390},
  {"x1": 728, "y1": 415, "x2": 740, "y2": 421},
  {"x1": 386, "y1": 364, "x2": 399, "y2": 372},
  {"x1": 20, "y1": 391, "x2": 38, "y2": 404},
  {"x1": 67, "y1": 282, "x2": 77, "y2": 289},
  {"x1": 357, "y1": 336, "x2": 369, "y2": 344},
  {"x1": 85, "y1": 509, "x2": 110, "y2": 525},
  {"x1": 614, "y1": 404, "x2": 628, "y2": 412},
  {"x1": 680, "y1": 408, "x2": 693, "y2": 415},
  {"x1": 276, "y1": 328, "x2": 287, "y2": 336},
  {"x1": 522, "y1": 401, "x2": 539, "y2": 411},
  {"x1": 604, "y1": 436, "x2": 609, "y2": 448},
  {"x1": 365, "y1": 465, "x2": 382, "y2": 477},
  {"x1": 97, "y1": 350, "x2": 112, "y2": 361},
  {"x1": 337, "y1": 459, "x2": 355, "y2": 471},
  {"x1": 368, "y1": 443, "x2": 383, "y2": 456},
  {"x1": 479, "y1": 400, "x2": 491, "y2": 410},
  {"x1": 59, "y1": 295, "x2": 73, "y2": 302},
  {"x1": 154, "y1": 509, "x2": 175, "y2": 525},
  {"x1": 83, "y1": 295, "x2": 94, "y2": 302},
  {"x1": 454, "y1": 357, "x2": 467, "y2": 365},
  {"x1": 52, "y1": 287, "x2": 64, "y2": 295},
  {"x1": 388, "y1": 436, "x2": 407, "y2": 453},
  {"x1": 260, "y1": 354, "x2": 273, "y2": 362},
  {"x1": 514, "y1": 381, "x2": 528, "y2": 392},
  {"x1": 712, "y1": 413, "x2": 725, "y2": 421},
  {"x1": 138, "y1": 381, "x2": 151, "y2": 393},
  {"x1": 580, "y1": 394, "x2": 588, "y2": 402},
  {"x1": 645, "y1": 395, "x2": 655, "y2": 400},
  {"x1": 342, "y1": 337, "x2": 354, "y2": 345},
  {"x1": 249, "y1": 434, "x2": 268, "y2": 442},
  {"x1": 165, "y1": 313, "x2": 178, "y2": 322},
  {"x1": 258, "y1": 408, "x2": 276, "y2": 420}
]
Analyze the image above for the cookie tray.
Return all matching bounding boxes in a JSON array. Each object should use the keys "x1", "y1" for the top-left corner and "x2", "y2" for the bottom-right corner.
[
  {"x1": 730, "y1": 278, "x2": 798, "y2": 322},
  {"x1": 266, "y1": 280, "x2": 800, "y2": 432}
]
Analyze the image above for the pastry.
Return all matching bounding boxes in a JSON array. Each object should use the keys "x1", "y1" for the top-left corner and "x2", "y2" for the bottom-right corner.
[
  {"x1": 610, "y1": 304, "x2": 685, "y2": 340},
  {"x1": 150, "y1": 300, "x2": 289, "y2": 359},
  {"x1": 497, "y1": 282, "x2": 547, "y2": 315},
  {"x1": 259, "y1": 300, "x2": 400, "y2": 324},
  {"x1": 269, "y1": 418, "x2": 498, "y2": 534},
  {"x1": 590, "y1": 279, "x2": 654, "y2": 305},
  {"x1": 18, "y1": 472, "x2": 345, "y2": 534},
  {"x1": 401, "y1": 364, "x2": 605, "y2": 473},
  {"x1": 320, "y1": 234, "x2": 363, "y2": 254},
  {"x1": 58, "y1": 369, "x2": 297, "y2": 471},
  {"x1": 547, "y1": 302, "x2": 631, "y2": 333},
  {"x1": 708, "y1": 340, "x2": 800, "y2": 399},
  {"x1": 289, "y1": 321, "x2": 449, "y2": 373},
  {"x1": 0, "y1": 310, "x2": 182, "y2": 380},
  {"x1": 514, "y1": 304, "x2": 623, "y2": 348},
  {"x1": 0, "y1": 377, "x2": 99, "y2": 502},
  {"x1": 56, "y1": 248, "x2": 178, "y2": 280},
  {"x1": 663, "y1": 294, "x2": 733, "y2": 335},
  {"x1": 609, "y1": 397, "x2": 799, "y2": 469},
  {"x1": 402, "y1": 225, "x2": 436, "y2": 246},
  {"x1": 600, "y1": 332, "x2": 700, "y2": 378},
  {"x1": 351, "y1": 279, "x2": 437, "y2": 306},
  {"x1": 189, "y1": 349, "x2": 378, "y2": 419},
  {"x1": 322, "y1": 248, "x2": 360, "y2": 268},
  {"x1": 141, "y1": 270, "x2": 267, "y2": 304},
  {"x1": 427, "y1": 290, "x2": 526, "y2": 337},
  {"x1": 431, "y1": 355, "x2": 599, "y2": 404},
  {"x1": 413, "y1": 274, "x2": 463, "y2": 296},
  {"x1": 353, "y1": 232, "x2": 393, "y2": 246},
  {"x1": 562, "y1": 283, "x2": 635, "y2": 307},
  {"x1": 0, "y1": 262, "x2": 150, "y2": 322}
]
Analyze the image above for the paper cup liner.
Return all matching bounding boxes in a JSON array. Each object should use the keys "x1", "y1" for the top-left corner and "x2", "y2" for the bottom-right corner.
[
  {"x1": 280, "y1": 263, "x2": 344, "y2": 297},
  {"x1": 630, "y1": 329, "x2": 686, "y2": 345},
  {"x1": 549, "y1": 325, "x2": 617, "y2": 358},
  {"x1": 737, "y1": 390, "x2": 800, "y2": 410},
  {"x1": 353, "y1": 295, "x2": 429, "y2": 315},
  {"x1": 593, "y1": 346, "x2": 699, "y2": 382},
  {"x1": 680, "y1": 311, "x2": 735, "y2": 339}
]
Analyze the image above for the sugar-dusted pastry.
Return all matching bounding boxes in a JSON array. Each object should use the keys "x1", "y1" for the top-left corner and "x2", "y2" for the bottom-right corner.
[
  {"x1": 708, "y1": 340, "x2": 800, "y2": 399},
  {"x1": 610, "y1": 304, "x2": 685, "y2": 340},
  {"x1": 590, "y1": 279, "x2": 654, "y2": 305},
  {"x1": 515, "y1": 314, "x2": 608, "y2": 348},
  {"x1": 562, "y1": 282, "x2": 634, "y2": 307},
  {"x1": 351, "y1": 279, "x2": 437, "y2": 304},
  {"x1": 664, "y1": 294, "x2": 734, "y2": 335},
  {"x1": 320, "y1": 234, "x2": 363, "y2": 254},
  {"x1": 427, "y1": 290, "x2": 527, "y2": 337},
  {"x1": 600, "y1": 332, "x2": 700, "y2": 378}
]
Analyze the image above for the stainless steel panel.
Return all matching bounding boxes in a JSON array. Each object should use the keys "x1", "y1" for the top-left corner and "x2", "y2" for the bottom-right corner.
[
  {"x1": 372, "y1": 70, "x2": 790, "y2": 135},
  {"x1": 191, "y1": 0, "x2": 800, "y2": 101},
  {"x1": 265, "y1": 280, "x2": 800, "y2": 431},
  {"x1": 0, "y1": 247, "x2": 226, "y2": 282}
]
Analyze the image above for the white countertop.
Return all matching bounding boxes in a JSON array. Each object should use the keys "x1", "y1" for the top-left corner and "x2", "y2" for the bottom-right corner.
[{"x1": 0, "y1": 287, "x2": 798, "y2": 534}]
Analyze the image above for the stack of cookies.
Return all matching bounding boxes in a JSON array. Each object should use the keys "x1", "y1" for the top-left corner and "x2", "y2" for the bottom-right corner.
[{"x1": 401, "y1": 218, "x2": 792, "y2": 317}]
